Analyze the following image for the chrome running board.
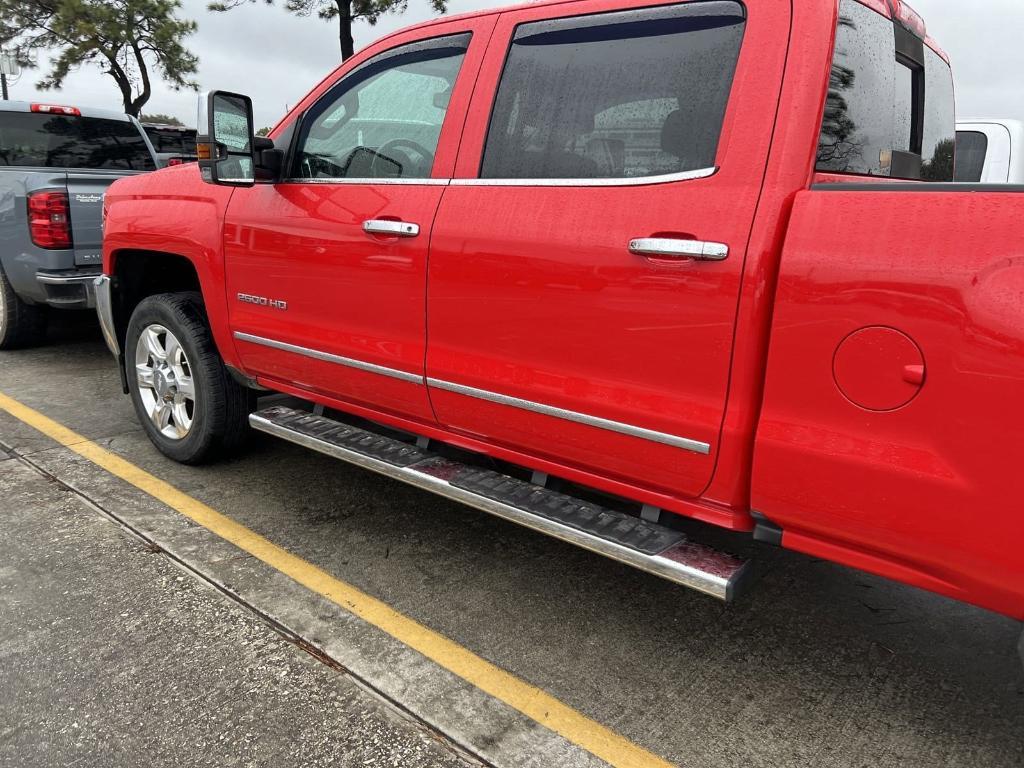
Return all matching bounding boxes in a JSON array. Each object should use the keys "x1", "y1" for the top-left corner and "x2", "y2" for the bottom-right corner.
[{"x1": 249, "y1": 405, "x2": 750, "y2": 601}]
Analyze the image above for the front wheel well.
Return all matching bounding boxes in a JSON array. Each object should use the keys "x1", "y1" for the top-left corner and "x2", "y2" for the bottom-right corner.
[{"x1": 110, "y1": 249, "x2": 203, "y2": 352}]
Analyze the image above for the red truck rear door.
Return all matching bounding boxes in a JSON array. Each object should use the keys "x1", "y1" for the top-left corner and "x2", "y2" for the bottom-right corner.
[
  {"x1": 223, "y1": 17, "x2": 493, "y2": 424},
  {"x1": 424, "y1": 0, "x2": 790, "y2": 501}
]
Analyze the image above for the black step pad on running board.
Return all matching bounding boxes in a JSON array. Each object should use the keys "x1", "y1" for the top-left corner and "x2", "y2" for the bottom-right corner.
[
  {"x1": 449, "y1": 469, "x2": 684, "y2": 556},
  {"x1": 262, "y1": 407, "x2": 431, "y2": 468}
]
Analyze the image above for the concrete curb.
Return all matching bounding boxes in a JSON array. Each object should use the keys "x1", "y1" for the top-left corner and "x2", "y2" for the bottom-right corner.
[{"x1": 10, "y1": 434, "x2": 609, "y2": 768}]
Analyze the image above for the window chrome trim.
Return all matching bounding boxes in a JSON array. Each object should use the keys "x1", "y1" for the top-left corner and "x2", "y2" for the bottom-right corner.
[
  {"x1": 278, "y1": 166, "x2": 718, "y2": 188},
  {"x1": 426, "y1": 378, "x2": 711, "y2": 455},
  {"x1": 449, "y1": 166, "x2": 717, "y2": 187},
  {"x1": 233, "y1": 332, "x2": 423, "y2": 384},
  {"x1": 280, "y1": 177, "x2": 450, "y2": 185}
]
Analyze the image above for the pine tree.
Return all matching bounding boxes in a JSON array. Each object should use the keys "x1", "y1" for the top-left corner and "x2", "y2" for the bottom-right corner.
[{"x1": 0, "y1": 0, "x2": 199, "y2": 116}]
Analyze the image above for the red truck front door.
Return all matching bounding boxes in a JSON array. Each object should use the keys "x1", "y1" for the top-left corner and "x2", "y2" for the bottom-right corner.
[
  {"x1": 223, "y1": 19, "x2": 491, "y2": 424},
  {"x1": 425, "y1": 0, "x2": 789, "y2": 501}
]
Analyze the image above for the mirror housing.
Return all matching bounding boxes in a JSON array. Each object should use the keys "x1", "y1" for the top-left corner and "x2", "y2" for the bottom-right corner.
[
  {"x1": 196, "y1": 90, "x2": 256, "y2": 186},
  {"x1": 254, "y1": 135, "x2": 284, "y2": 181}
]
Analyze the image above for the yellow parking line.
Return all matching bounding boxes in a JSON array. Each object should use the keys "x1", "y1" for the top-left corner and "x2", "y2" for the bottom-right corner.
[{"x1": 0, "y1": 390, "x2": 676, "y2": 768}]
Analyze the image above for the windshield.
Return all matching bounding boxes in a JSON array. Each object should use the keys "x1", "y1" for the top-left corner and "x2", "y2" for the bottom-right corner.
[{"x1": 0, "y1": 112, "x2": 156, "y2": 171}]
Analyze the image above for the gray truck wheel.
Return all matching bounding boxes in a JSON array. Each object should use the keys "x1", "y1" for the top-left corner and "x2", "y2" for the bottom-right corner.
[
  {"x1": 0, "y1": 267, "x2": 49, "y2": 350},
  {"x1": 126, "y1": 292, "x2": 252, "y2": 464}
]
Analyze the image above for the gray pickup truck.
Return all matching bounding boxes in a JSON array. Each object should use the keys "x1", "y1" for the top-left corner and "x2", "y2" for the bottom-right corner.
[
  {"x1": 0, "y1": 101, "x2": 157, "y2": 348},
  {"x1": 142, "y1": 122, "x2": 198, "y2": 168}
]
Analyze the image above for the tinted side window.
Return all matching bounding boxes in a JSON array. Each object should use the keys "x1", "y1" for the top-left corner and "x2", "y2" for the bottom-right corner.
[
  {"x1": 145, "y1": 127, "x2": 197, "y2": 155},
  {"x1": 920, "y1": 45, "x2": 955, "y2": 181},
  {"x1": 893, "y1": 62, "x2": 914, "y2": 153},
  {"x1": 480, "y1": 2, "x2": 746, "y2": 181},
  {"x1": 955, "y1": 130, "x2": 988, "y2": 182},
  {"x1": 292, "y1": 34, "x2": 469, "y2": 180},
  {"x1": 0, "y1": 113, "x2": 155, "y2": 171},
  {"x1": 817, "y1": 0, "x2": 956, "y2": 181},
  {"x1": 816, "y1": 1, "x2": 897, "y2": 176}
]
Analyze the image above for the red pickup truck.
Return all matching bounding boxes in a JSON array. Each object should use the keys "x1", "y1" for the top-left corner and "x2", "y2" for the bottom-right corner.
[{"x1": 96, "y1": 0, "x2": 1024, "y2": 648}]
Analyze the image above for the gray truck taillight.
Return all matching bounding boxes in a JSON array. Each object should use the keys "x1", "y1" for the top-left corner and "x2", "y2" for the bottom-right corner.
[{"x1": 27, "y1": 190, "x2": 73, "y2": 250}]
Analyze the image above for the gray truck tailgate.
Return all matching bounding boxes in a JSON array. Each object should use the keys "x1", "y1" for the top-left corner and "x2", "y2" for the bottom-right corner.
[{"x1": 66, "y1": 172, "x2": 128, "y2": 266}]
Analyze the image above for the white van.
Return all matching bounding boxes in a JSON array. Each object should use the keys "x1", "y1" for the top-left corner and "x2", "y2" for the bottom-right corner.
[{"x1": 956, "y1": 119, "x2": 1024, "y2": 183}]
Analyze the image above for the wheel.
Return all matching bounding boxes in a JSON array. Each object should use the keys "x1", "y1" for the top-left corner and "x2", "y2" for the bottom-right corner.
[
  {"x1": 126, "y1": 292, "x2": 252, "y2": 464},
  {"x1": 0, "y1": 267, "x2": 49, "y2": 349}
]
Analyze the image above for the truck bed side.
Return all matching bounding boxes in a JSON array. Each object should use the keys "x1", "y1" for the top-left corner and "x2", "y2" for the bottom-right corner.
[{"x1": 754, "y1": 183, "x2": 1024, "y2": 618}]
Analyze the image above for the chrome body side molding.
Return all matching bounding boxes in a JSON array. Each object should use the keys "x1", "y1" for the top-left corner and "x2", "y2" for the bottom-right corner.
[
  {"x1": 427, "y1": 378, "x2": 711, "y2": 455},
  {"x1": 232, "y1": 333, "x2": 711, "y2": 455},
  {"x1": 233, "y1": 332, "x2": 422, "y2": 384}
]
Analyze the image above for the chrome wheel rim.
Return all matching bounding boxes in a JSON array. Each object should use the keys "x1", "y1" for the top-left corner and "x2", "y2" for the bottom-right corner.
[{"x1": 134, "y1": 324, "x2": 195, "y2": 440}]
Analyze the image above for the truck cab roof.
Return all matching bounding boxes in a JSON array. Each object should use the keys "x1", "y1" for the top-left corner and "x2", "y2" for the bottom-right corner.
[
  {"x1": 958, "y1": 117, "x2": 1024, "y2": 131},
  {"x1": 378, "y1": 0, "x2": 948, "y2": 58}
]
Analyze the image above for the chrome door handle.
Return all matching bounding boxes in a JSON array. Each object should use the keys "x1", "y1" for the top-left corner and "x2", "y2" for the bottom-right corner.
[
  {"x1": 628, "y1": 238, "x2": 728, "y2": 261},
  {"x1": 363, "y1": 219, "x2": 420, "y2": 237}
]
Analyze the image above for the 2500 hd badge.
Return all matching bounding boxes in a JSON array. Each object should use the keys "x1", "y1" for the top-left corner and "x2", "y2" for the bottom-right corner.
[{"x1": 237, "y1": 293, "x2": 287, "y2": 310}]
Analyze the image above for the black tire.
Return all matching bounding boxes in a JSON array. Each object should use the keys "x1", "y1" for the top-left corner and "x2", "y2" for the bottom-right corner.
[
  {"x1": 126, "y1": 292, "x2": 253, "y2": 464},
  {"x1": 0, "y1": 267, "x2": 49, "y2": 350}
]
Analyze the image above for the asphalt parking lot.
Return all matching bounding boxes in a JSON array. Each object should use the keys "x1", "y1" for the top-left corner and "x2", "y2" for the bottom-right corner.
[{"x1": 2, "y1": 314, "x2": 1022, "y2": 768}]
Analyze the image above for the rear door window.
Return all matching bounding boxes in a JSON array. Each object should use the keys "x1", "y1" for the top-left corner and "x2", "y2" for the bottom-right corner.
[
  {"x1": 816, "y1": 0, "x2": 955, "y2": 181},
  {"x1": 817, "y1": 2, "x2": 896, "y2": 176},
  {"x1": 920, "y1": 45, "x2": 956, "y2": 180},
  {"x1": 480, "y1": 1, "x2": 746, "y2": 180},
  {"x1": 893, "y1": 62, "x2": 915, "y2": 153},
  {"x1": 0, "y1": 112, "x2": 155, "y2": 171},
  {"x1": 954, "y1": 130, "x2": 988, "y2": 182}
]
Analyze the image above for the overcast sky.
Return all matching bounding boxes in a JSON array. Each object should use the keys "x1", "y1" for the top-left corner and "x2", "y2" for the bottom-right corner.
[{"x1": 5, "y1": 0, "x2": 1023, "y2": 129}]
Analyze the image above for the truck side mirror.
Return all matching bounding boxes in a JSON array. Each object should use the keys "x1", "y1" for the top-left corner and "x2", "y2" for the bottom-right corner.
[
  {"x1": 254, "y1": 136, "x2": 284, "y2": 182},
  {"x1": 196, "y1": 90, "x2": 256, "y2": 186}
]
